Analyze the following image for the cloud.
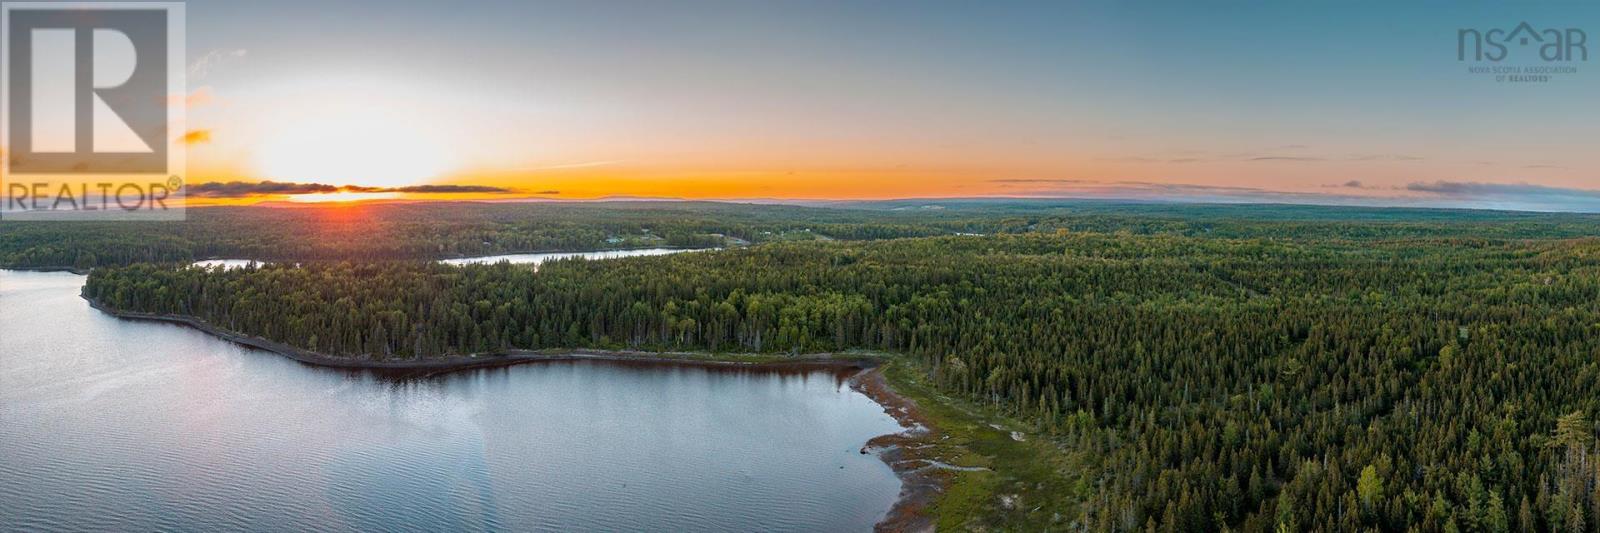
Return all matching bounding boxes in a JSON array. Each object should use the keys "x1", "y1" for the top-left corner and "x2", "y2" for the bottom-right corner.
[
  {"x1": 1249, "y1": 156, "x2": 1325, "y2": 162},
  {"x1": 987, "y1": 178, "x2": 1300, "y2": 198},
  {"x1": 189, "y1": 181, "x2": 340, "y2": 197},
  {"x1": 984, "y1": 177, "x2": 1600, "y2": 213},
  {"x1": 1402, "y1": 181, "x2": 1600, "y2": 212},
  {"x1": 989, "y1": 178, "x2": 1095, "y2": 184},
  {"x1": 375, "y1": 184, "x2": 512, "y2": 194},
  {"x1": 1094, "y1": 154, "x2": 1211, "y2": 164},
  {"x1": 1100, "y1": 147, "x2": 1423, "y2": 166},
  {"x1": 167, "y1": 86, "x2": 215, "y2": 108},
  {"x1": 1110, "y1": 182, "x2": 1275, "y2": 195},
  {"x1": 188, "y1": 49, "x2": 247, "y2": 80},
  {"x1": 1404, "y1": 181, "x2": 1577, "y2": 195},
  {"x1": 1096, "y1": 156, "x2": 1162, "y2": 163},
  {"x1": 187, "y1": 86, "x2": 214, "y2": 108},
  {"x1": 1405, "y1": 181, "x2": 1474, "y2": 194},
  {"x1": 180, "y1": 129, "x2": 212, "y2": 145},
  {"x1": 532, "y1": 190, "x2": 561, "y2": 195},
  {"x1": 515, "y1": 160, "x2": 621, "y2": 171},
  {"x1": 188, "y1": 180, "x2": 513, "y2": 198},
  {"x1": 1523, "y1": 164, "x2": 1567, "y2": 169},
  {"x1": 1348, "y1": 154, "x2": 1424, "y2": 161}
]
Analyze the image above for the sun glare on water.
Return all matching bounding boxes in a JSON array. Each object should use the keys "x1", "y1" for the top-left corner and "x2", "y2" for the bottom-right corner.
[{"x1": 254, "y1": 107, "x2": 456, "y2": 188}]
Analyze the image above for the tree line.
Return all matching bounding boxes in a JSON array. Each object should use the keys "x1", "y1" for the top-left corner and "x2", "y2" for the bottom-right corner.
[{"x1": 15, "y1": 200, "x2": 1600, "y2": 269}]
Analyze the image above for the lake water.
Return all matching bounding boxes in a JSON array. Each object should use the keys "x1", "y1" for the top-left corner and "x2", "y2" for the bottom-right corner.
[
  {"x1": 439, "y1": 248, "x2": 701, "y2": 267},
  {"x1": 192, "y1": 259, "x2": 266, "y2": 270},
  {"x1": 0, "y1": 270, "x2": 904, "y2": 531},
  {"x1": 192, "y1": 249, "x2": 706, "y2": 271}
]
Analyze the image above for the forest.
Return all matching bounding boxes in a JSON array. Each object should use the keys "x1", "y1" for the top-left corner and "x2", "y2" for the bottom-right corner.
[
  {"x1": 79, "y1": 204, "x2": 1600, "y2": 531},
  {"x1": 11, "y1": 200, "x2": 1600, "y2": 269},
  {"x1": 0, "y1": 201, "x2": 958, "y2": 268}
]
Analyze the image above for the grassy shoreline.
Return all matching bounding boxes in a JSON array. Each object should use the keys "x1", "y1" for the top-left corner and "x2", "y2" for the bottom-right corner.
[{"x1": 875, "y1": 360, "x2": 1088, "y2": 531}]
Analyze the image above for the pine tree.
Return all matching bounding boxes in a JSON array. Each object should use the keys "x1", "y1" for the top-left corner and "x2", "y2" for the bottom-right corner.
[{"x1": 1357, "y1": 465, "x2": 1384, "y2": 516}]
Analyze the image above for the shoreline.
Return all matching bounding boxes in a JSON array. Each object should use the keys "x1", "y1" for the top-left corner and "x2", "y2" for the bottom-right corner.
[
  {"x1": 849, "y1": 367, "x2": 946, "y2": 533},
  {"x1": 2, "y1": 265, "x2": 91, "y2": 275},
  {"x1": 83, "y1": 294, "x2": 944, "y2": 531},
  {"x1": 84, "y1": 295, "x2": 874, "y2": 372}
]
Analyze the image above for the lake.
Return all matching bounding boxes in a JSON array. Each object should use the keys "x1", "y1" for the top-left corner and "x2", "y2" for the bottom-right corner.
[
  {"x1": 192, "y1": 259, "x2": 267, "y2": 269},
  {"x1": 191, "y1": 248, "x2": 707, "y2": 271},
  {"x1": 438, "y1": 248, "x2": 702, "y2": 267},
  {"x1": 0, "y1": 269, "x2": 905, "y2": 531}
]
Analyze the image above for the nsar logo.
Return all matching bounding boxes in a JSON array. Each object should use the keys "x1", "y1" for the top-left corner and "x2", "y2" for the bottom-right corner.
[{"x1": 1458, "y1": 22, "x2": 1587, "y2": 62}]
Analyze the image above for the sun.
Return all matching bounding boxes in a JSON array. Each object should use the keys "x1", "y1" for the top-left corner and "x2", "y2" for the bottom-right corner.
[
  {"x1": 285, "y1": 191, "x2": 401, "y2": 203},
  {"x1": 254, "y1": 108, "x2": 455, "y2": 188}
]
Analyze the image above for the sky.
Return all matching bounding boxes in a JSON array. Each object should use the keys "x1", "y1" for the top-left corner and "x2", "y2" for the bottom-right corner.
[{"x1": 169, "y1": 0, "x2": 1600, "y2": 209}]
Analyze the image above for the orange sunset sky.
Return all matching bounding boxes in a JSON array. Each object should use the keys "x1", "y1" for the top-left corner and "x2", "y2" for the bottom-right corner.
[{"x1": 161, "y1": 1, "x2": 1597, "y2": 211}]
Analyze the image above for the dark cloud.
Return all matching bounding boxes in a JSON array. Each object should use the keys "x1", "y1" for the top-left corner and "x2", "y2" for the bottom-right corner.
[
  {"x1": 1342, "y1": 180, "x2": 1365, "y2": 188},
  {"x1": 378, "y1": 184, "x2": 512, "y2": 194},
  {"x1": 189, "y1": 181, "x2": 340, "y2": 197},
  {"x1": 1404, "y1": 181, "x2": 1577, "y2": 195},
  {"x1": 188, "y1": 180, "x2": 513, "y2": 198}
]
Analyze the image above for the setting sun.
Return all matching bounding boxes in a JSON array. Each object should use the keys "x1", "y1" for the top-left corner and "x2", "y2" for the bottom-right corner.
[
  {"x1": 285, "y1": 191, "x2": 402, "y2": 203},
  {"x1": 253, "y1": 107, "x2": 455, "y2": 188}
]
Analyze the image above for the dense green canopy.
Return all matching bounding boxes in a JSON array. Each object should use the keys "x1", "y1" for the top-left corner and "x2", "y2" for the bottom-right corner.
[{"x1": 86, "y1": 227, "x2": 1600, "y2": 531}]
